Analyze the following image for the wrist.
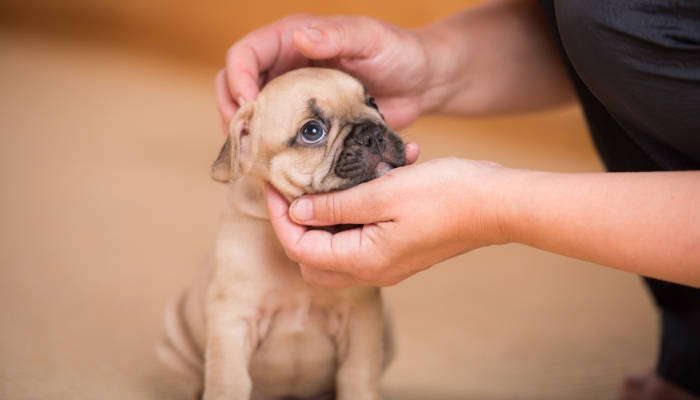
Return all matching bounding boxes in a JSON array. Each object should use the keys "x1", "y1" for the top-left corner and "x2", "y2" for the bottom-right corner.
[
  {"x1": 439, "y1": 159, "x2": 519, "y2": 248},
  {"x1": 490, "y1": 168, "x2": 551, "y2": 247},
  {"x1": 411, "y1": 22, "x2": 466, "y2": 116},
  {"x1": 467, "y1": 164, "x2": 549, "y2": 247}
]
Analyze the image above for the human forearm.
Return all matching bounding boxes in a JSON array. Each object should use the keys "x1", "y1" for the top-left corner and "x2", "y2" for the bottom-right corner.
[
  {"x1": 416, "y1": 0, "x2": 575, "y2": 117},
  {"x1": 495, "y1": 169, "x2": 700, "y2": 286}
]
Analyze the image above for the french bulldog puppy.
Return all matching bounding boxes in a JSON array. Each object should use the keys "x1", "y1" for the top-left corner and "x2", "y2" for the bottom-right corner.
[{"x1": 157, "y1": 68, "x2": 405, "y2": 400}]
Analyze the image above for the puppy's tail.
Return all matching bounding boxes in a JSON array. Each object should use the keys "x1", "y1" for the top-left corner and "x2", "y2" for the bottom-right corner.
[{"x1": 156, "y1": 293, "x2": 204, "y2": 382}]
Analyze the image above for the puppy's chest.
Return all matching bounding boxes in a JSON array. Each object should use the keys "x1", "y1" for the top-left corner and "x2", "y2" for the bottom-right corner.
[
  {"x1": 246, "y1": 290, "x2": 352, "y2": 397},
  {"x1": 255, "y1": 289, "x2": 351, "y2": 343}
]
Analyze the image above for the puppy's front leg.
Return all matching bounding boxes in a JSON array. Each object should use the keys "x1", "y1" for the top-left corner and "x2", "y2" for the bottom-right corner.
[
  {"x1": 203, "y1": 314, "x2": 255, "y2": 400},
  {"x1": 336, "y1": 294, "x2": 385, "y2": 400}
]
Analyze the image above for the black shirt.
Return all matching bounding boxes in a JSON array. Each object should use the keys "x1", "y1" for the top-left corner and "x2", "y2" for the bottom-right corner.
[{"x1": 538, "y1": 0, "x2": 700, "y2": 172}]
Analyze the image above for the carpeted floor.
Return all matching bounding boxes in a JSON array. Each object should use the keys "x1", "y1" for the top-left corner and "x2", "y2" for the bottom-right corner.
[{"x1": 0, "y1": 29, "x2": 657, "y2": 400}]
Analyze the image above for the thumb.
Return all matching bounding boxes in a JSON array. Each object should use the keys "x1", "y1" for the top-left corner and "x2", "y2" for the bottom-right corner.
[
  {"x1": 292, "y1": 18, "x2": 386, "y2": 60},
  {"x1": 290, "y1": 181, "x2": 392, "y2": 226}
]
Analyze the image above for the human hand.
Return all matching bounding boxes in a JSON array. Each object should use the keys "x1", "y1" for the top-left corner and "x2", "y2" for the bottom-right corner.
[
  {"x1": 265, "y1": 155, "x2": 509, "y2": 288},
  {"x1": 217, "y1": 14, "x2": 436, "y2": 131}
]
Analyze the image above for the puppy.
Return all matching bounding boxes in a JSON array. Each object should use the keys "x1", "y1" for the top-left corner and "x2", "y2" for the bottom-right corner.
[{"x1": 157, "y1": 67, "x2": 405, "y2": 400}]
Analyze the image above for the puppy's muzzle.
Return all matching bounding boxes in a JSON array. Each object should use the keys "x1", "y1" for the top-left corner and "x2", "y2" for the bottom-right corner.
[{"x1": 335, "y1": 121, "x2": 405, "y2": 181}]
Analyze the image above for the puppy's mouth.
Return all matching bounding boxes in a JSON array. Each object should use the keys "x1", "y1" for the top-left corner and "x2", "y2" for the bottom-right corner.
[
  {"x1": 374, "y1": 161, "x2": 394, "y2": 178},
  {"x1": 313, "y1": 121, "x2": 404, "y2": 234},
  {"x1": 332, "y1": 121, "x2": 405, "y2": 189}
]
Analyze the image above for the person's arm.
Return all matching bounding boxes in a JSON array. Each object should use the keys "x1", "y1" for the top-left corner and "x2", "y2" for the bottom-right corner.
[
  {"x1": 417, "y1": 0, "x2": 575, "y2": 117},
  {"x1": 218, "y1": 0, "x2": 574, "y2": 131},
  {"x1": 500, "y1": 169, "x2": 700, "y2": 285},
  {"x1": 266, "y1": 159, "x2": 700, "y2": 288}
]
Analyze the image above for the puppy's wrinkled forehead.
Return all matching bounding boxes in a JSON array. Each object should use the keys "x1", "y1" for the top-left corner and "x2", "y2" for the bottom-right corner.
[
  {"x1": 262, "y1": 68, "x2": 365, "y2": 105},
  {"x1": 253, "y1": 69, "x2": 368, "y2": 136}
]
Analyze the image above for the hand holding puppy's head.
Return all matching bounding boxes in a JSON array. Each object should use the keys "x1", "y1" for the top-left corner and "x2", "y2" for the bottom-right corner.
[{"x1": 211, "y1": 68, "x2": 405, "y2": 199}]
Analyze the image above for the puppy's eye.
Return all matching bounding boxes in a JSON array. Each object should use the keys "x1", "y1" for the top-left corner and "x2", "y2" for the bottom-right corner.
[
  {"x1": 299, "y1": 121, "x2": 327, "y2": 144},
  {"x1": 367, "y1": 96, "x2": 379, "y2": 111}
]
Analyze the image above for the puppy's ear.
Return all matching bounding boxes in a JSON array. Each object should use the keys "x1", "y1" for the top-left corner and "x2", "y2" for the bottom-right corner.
[
  {"x1": 210, "y1": 102, "x2": 253, "y2": 182},
  {"x1": 210, "y1": 135, "x2": 237, "y2": 182}
]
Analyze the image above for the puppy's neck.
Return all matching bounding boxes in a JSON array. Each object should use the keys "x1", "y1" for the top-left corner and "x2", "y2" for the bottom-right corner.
[{"x1": 225, "y1": 176, "x2": 269, "y2": 220}]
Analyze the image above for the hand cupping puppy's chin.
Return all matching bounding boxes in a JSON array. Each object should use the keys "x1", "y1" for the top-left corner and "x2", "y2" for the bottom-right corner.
[{"x1": 309, "y1": 160, "x2": 402, "y2": 233}]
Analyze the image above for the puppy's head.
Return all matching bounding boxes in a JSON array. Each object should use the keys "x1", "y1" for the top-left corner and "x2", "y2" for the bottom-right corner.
[{"x1": 211, "y1": 68, "x2": 405, "y2": 199}]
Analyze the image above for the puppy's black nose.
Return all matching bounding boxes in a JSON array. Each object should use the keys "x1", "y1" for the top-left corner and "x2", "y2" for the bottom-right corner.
[{"x1": 348, "y1": 122, "x2": 387, "y2": 155}]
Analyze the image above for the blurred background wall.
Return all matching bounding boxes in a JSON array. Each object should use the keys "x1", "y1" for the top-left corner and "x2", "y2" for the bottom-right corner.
[{"x1": 0, "y1": 0, "x2": 477, "y2": 67}]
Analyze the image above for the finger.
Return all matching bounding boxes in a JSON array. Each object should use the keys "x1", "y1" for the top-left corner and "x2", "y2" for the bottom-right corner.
[
  {"x1": 299, "y1": 265, "x2": 359, "y2": 288},
  {"x1": 288, "y1": 181, "x2": 392, "y2": 226},
  {"x1": 226, "y1": 42, "x2": 262, "y2": 104},
  {"x1": 226, "y1": 26, "x2": 284, "y2": 104},
  {"x1": 264, "y1": 183, "x2": 308, "y2": 252},
  {"x1": 226, "y1": 16, "x2": 316, "y2": 104},
  {"x1": 215, "y1": 70, "x2": 237, "y2": 135},
  {"x1": 372, "y1": 96, "x2": 422, "y2": 130},
  {"x1": 404, "y1": 141, "x2": 420, "y2": 165},
  {"x1": 267, "y1": 184, "x2": 376, "y2": 274},
  {"x1": 287, "y1": 226, "x2": 366, "y2": 272},
  {"x1": 292, "y1": 18, "x2": 386, "y2": 61}
]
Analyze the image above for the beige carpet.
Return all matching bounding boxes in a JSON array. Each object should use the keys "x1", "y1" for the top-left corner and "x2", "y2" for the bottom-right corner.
[{"x1": 0, "y1": 29, "x2": 657, "y2": 400}]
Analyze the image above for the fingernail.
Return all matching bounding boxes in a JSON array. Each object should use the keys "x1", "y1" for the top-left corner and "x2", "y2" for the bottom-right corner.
[
  {"x1": 301, "y1": 26, "x2": 323, "y2": 43},
  {"x1": 237, "y1": 95, "x2": 247, "y2": 106},
  {"x1": 291, "y1": 198, "x2": 313, "y2": 221}
]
